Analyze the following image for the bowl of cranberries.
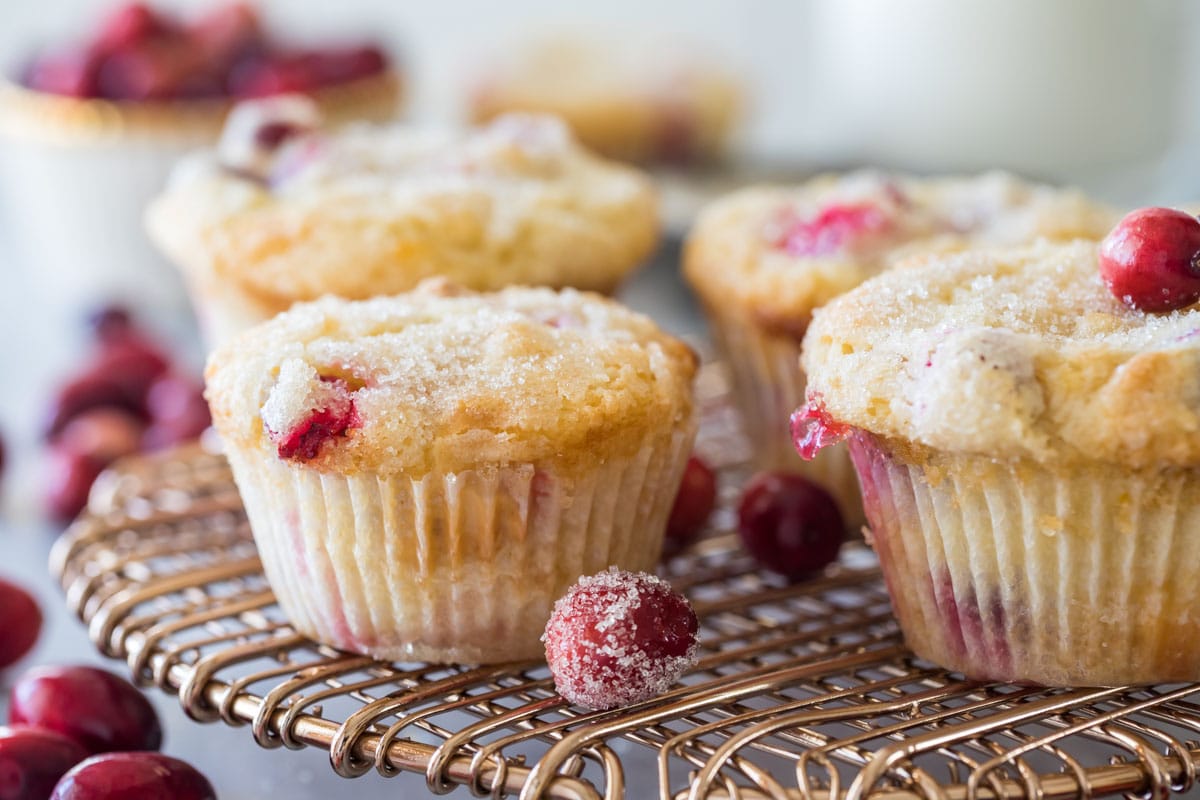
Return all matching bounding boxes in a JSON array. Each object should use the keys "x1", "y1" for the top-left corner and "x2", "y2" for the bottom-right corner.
[{"x1": 0, "y1": 2, "x2": 400, "y2": 322}]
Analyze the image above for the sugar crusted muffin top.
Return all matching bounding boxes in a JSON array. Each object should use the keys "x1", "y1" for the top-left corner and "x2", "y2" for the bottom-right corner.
[
  {"x1": 802, "y1": 240, "x2": 1200, "y2": 468},
  {"x1": 684, "y1": 171, "x2": 1117, "y2": 336},
  {"x1": 205, "y1": 282, "x2": 697, "y2": 474},
  {"x1": 147, "y1": 104, "x2": 658, "y2": 308}
]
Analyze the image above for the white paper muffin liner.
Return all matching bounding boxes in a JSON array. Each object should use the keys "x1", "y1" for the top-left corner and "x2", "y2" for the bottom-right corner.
[
  {"x1": 848, "y1": 431, "x2": 1200, "y2": 686},
  {"x1": 704, "y1": 306, "x2": 863, "y2": 525},
  {"x1": 224, "y1": 424, "x2": 695, "y2": 664}
]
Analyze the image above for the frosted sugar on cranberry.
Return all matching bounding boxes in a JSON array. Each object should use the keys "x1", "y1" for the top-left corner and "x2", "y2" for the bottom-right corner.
[
  {"x1": 261, "y1": 358, "x2": 360, "y2": 461},
  {"x1": 791, "y1": 399, "x2": 852, "y2": 461},
  {"x1": 542, "y1": 568, "x2": 699, "y2": 710}
]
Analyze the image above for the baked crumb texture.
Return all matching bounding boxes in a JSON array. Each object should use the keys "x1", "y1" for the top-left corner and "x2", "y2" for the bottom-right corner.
[
  {"x1": 206, "y1": 283, "x2": 698, "y2": 663},
  {"x1": 147, "y1": 108, "x2": 658, "y2": 347},
  {"x1": 806, "y1": 240, "x2": 1200, "y2": 685},
  {"x1": 683, "y1": 171, "x2": 1116, "y2": 524}
]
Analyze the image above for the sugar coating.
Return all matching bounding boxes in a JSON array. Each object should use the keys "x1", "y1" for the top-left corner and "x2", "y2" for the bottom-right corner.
[
  {"x1": 802, "y1": 240, "x2": 1200, "y2": 467},
  {"x1": 260, "y1": 358, "x2": 351, "y2": 439},
  {"x1": 542, "y1": 567, "x2": 699, "y2": 710},
  {"x1": 684, "y1": 171, "x2": 1118, "y2": 334},
  {"x1": 205, "y1": 281, "x2": 698, "y2": 474},
  {"x1": 147, "y1": 111, "x2": 658, "y2": 310}
]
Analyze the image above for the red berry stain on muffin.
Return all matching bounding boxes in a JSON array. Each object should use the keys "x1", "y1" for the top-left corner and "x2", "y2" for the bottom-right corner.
[
  {"x1": 774, "y1": 202, "x2": 892, "y2": 257},
  {"x1": 791, "y1": 399, "x2": 852, "y2": 461},
  {"x1": 265, "y1": 372, "x2": 361, "y2": 462},
  {"x1": 934, "y1": 574, "x2": 1013, "y2": 677},
  {"x1": 1099, "y1": 207, "x2": 1200, "y2": 312}
]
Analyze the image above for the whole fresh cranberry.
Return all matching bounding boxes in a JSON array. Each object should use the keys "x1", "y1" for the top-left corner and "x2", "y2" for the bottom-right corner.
[
  {"x1": 228, "y1": 53, "x2": 318, "y2": 97},
  {"x1": 42, "y1": 447, "x2": 106, "y2": 522},
  {"x1": 50, "y1": 753, "x2": 214, "y2": 800},
  {"x1": 90, "y1": 335, "x2": 171, "y2": 409},
  {"x1": 0, "y1": 726, "x2": 89, "y2": 800},
  {"x1": 58, "y1": 409, "x2": 145, "y2": 464},
  {"x1": 665, "y1": 456, "x2": 717, "y2": 546},
  {"x1": 543, "y1": 569, "x2": 698, "y2": 710},
  {"x1": 21, "y1": 49, "x2": 97, "y2": 98},
  {"x1": 737, "y1": 471, "x2": 845, "y2": 580},
  {"x1": 85, "y1": 305, "x2": 133, "y2": 343},
  {"x1": 307, "y1": 45, "x2": 387, "y2": 85},
  {"x1": 141, "y1": 375, "x2": 210, "y2": 450},
  {"x1": 94, "y1": 43, "x2": 186, "y2": 102},
  {"x1": 9, "y1": 666, "x2": 162, "y2": 755},
  {"x1": 43, "y1": 374, "x2": 141, "y2": 440},
  {"x1": 1098, "y1": 207, "x2": 1200, "y2": 312},
  {"x1": 189, "y1": 2, "x2": 263, "y2": 67},
  {"x1": 0, "y1": 579, "x2": 42, "y2": 670},
  {"x1": 92, "y1": 3, "x2": 167, "y2": 55}
]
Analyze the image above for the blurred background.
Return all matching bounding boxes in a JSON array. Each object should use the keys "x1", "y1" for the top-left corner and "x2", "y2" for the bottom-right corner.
[{"x1": 0, "y1": 2, "x2": 1198, "y2": 797}]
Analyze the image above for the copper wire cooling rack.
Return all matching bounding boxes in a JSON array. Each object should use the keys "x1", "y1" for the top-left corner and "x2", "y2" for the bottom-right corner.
[{"x1": 49, "y1": 366, "x2": 1200, "y2": 800}]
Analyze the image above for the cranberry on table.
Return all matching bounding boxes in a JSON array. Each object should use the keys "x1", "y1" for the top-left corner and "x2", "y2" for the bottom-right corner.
[
  {"x1": 1098, "y1": 207, "x2": 1200, "y2": 312},
  {"x1": 141, "y1": 375, "x2": 211, "y2": 450},
  {"x1": 9, "y1": 666, "x2": 162, "y2": 755},
  {"x1": 543, "y1": 569, "x2": 699, "y2": 710},
  {"x1": 50, "y1": 753, "x2": 215, "y2": 800},
  {"x1": 737, "y1": 471, "x2": 845, "y2": 581},
  {"x1": 43, "y1": 375, "x2": 141, "y2": 440},
  {"x1": 665, "y1": 455, "x2": 717, "y2": 546},
  {"x1": 42, "y1": 448, "x2": 106, "y2": 523},
  {"x1": 85, "y1": 305, "x2": 133, "y2": 343},
  {"x1": 93, "y1": 3, "x2": 165, "y2": 55},
  {"x1": 0, "y1": 579, "x2": 42, "y2": 670},
  {"x1": 0, "y1": 726, "x2": 89, "y2": 800},
  {"x1": 57, "y1": 410, "x2": 144, "y2": 464}
]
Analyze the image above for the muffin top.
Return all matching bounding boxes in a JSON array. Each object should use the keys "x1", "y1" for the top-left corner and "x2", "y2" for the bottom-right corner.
[
  {"x1": 147, "y1": 101, "x2": 658, "y2": 306},
  {"x1": 684, "y1": 171, "x2": 1117, "y2": 336},
  {"x1": 801, "y1": 240, "x2": 1200, "y2": 468},
  {"x1": 205, "y1": 281, "x2": 697, "y2": 474}
]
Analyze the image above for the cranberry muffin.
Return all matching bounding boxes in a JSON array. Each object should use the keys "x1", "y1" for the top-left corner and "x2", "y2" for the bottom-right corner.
[
  {"x1": 205, "y1": 280, "x2": 697, "y2": 664},
  {"x1": 469, "y1": 36, "x2": 741, "y2": 167},
  {"x1": 0, "y1": 2, "x2": 399, "y2": 320},
  {"x1": 798, "y1": 231, "x2": 1200, "y2": 685},
  {"x1": 149, "y1": 105, "x2": 658, "y2": 349},
  {"x1": 684, "y1": 171, "x2": 1116, "y2": 524}
]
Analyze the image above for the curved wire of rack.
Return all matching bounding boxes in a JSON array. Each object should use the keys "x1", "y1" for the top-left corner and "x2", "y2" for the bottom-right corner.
[{"x1": 50, "y1": 365, "x2": 1200, "y2": 800}]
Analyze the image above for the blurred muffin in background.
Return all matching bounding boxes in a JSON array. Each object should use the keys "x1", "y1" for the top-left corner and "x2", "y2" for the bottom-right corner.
[
  {"x1": 468, "y1": 34, "x2": 741, "y2": 168},
  {"x1": 147, "y1": 104, "x2": 658, "y2": 349},
  {"x1": 0, "y1": 2, "x2": 401, "y2": 323}
]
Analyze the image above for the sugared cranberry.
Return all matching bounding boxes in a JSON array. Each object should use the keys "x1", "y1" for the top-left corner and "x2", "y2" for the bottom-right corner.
[
  {"x1": 0, "y1": 726, "x2": 88, "y2": 800},
  {"x1": 42, "y1": 447, "x2": 106, "y2": 522},
  {"x1": 790, "y1": 400, "x2": 853, "y2": 461},
  {"x1": 0, "y1": 579, "x2": 42, "y2": 670},
  {"x1": 543, "y1": 569, "x2": 699, "y2": 710},
  {"x1": 92, "y1": 3, "x2": 166, "y2": 55},
  {"x1": 10, "y1": 666, "x2": 162, "y2": 755},
  {"x1": 1098, "y1": 207, "x2": 1200, "y2": 312},
  {"x1": 775, "y1": 202, "x2": 891, "y2": 257},
  {"x1": 58, "y1": 409, "x2": 144, "y2": 464},
  {"x1": 86, "y1": 305, "x2": 133, "y2": 343},
  {"x1": 141, "y1": 375, "x2": 210, "y2": 450},
  {"x1": 50, "y1": 753, "x2": 214, "y2": 800},
  {"x1": 737, "y1": 471, "x2": 845, "y2": 580},
  {"x1": 665, "y1": 456, "x2": 716, "y2": 546}
]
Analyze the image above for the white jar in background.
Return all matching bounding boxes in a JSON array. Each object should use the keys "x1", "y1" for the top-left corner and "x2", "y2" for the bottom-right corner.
[{"x1": 796, "y1": 0, "x2": 1182, "y2": 193}]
